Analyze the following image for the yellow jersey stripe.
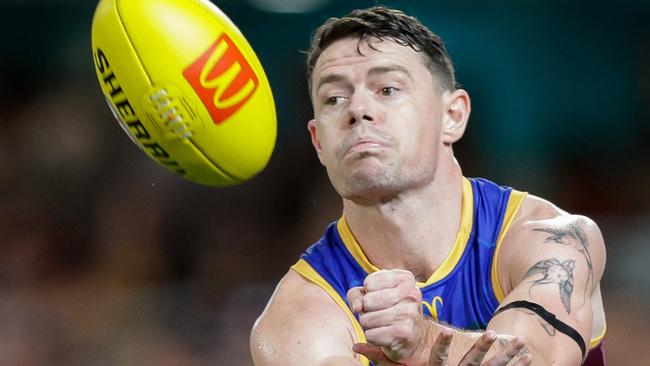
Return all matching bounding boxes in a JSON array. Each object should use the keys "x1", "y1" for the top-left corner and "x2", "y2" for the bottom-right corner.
[
  {"x1": 337, "y1": 217, "x2": 376, "y2": 274},
  {"x1": 426, "y1": 177, "x2": 474, "y2": 285},
  {"x1": 337, "y1": 177, "x2": 474, "y2": 287},
  {"x1": 490, "y1": 189, "x2": 527, "y2": 302},
  {"x1": 590, "y1": 322, "x2": 606, "y2": 349}
]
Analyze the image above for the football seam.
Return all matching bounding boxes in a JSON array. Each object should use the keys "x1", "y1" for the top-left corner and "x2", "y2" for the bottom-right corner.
[
  {"x1": 114, "y1": 0, "x2": 243, "y2": 183},
  {"x1": 114, "y1": 0, "x2": 152, "y2": 85}
]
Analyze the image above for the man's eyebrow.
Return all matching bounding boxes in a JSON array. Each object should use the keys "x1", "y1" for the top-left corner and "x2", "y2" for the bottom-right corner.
[
  {"x1": 315, "y1": 65, "x2": 413, "y2": 93},
  {"x1": 367, "y1": 65, "x2": 413, "y2": 80},
  {"x1": 315, "y1": 74, "x2": 347, "y2": 93}
]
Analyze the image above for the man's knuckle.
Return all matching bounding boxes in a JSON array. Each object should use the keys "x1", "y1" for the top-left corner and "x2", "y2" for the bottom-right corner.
[
  {"x1": 358, "y1": 313, "x2": 370, "y2": 328},
  {"x1": 398, "y1": 282, "x2": 421, "y2": 301},
  {"x1": 406, "y1": 290, "x2": 421, "y2": 304},
  {"x1": 346, "y1": 287, "x2": 360, "y2": 301},
  {"x1": 395, "y1": 269, "x2": 415, "y2": 279},
  {"x1": 363, "y1": 277, "x2": 374, "y2": 290},
  {"x1": 403, "y1": 304, "x2": 420, "y2": 319},
  {"x1": 362, "y1": 296, "x2": 372, "y2": 310},
  {"x1": 364, "y1": 329, "x2": 380, "y2": 344},
  {"x1": 387, "y1": 289, "x2": 401, "y2": 304},
  {"x1": 393, "y1": 309, "x2": 408, "y2": 323},
  {"x1": 506, "y1": 347, "x2": 519, "y2": 358},
  {"x1": 365, "y1": 271, "x2": 384, "y2": 286},
  {"x1": 393, "y1": 324, "x2": 412, "y2": 342}
]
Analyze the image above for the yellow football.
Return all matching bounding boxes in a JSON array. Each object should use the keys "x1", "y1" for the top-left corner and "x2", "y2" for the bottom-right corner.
[{"x1": 91, "y1": 0, "x2": 277, "y2": 186}]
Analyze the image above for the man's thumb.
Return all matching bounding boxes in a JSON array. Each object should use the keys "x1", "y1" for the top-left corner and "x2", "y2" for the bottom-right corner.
[{"x1": 353, "y1": 343, "x2": 403, "y2": 365}]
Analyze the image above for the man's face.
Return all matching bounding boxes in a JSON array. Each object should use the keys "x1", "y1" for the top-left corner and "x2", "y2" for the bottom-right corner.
[{"x1": 308, "y1": 37, "x2": 447, "y2": 203}]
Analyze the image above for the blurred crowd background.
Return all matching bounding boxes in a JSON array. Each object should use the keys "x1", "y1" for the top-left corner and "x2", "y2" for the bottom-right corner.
[{"x1": 1, "y1": 0, "x2": 648, "y2": 364}]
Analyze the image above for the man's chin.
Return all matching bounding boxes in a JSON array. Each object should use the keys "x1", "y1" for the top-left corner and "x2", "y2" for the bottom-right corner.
[{"x1": 340, "y1": 175, "x2": 401, "y2": 205}]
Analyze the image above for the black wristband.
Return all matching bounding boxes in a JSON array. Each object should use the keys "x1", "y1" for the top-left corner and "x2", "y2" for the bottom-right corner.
[{"x1": 493, "y1": 300, "x2": 586, "y2": 359}]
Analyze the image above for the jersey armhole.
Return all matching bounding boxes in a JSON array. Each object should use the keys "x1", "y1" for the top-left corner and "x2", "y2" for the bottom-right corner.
[
  {"x1": 291, "y1": 259, "x2": 369, "y2": 366},
  {"x1": 490, "y1": 190, "x2": 528, "y2": 302},
  {"x1": 590, "y1": 322, "x2": 607, "y2": 349}
]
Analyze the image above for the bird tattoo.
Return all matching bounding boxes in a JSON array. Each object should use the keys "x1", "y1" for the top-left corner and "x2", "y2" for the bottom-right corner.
[
  {"x1": 523, "y1": 258, "x2": 575, "y2": 314},
  {"x1": 533, "y1": 223, "x2": 593, "y2": 306}
]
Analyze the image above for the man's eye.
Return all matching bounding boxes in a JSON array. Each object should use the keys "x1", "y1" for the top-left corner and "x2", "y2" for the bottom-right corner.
[
  {"x1": 380, "y1": 87, "x2": 400, "y2": 96},
  {"x1": 325, "y1": 96, "x2": 345, "y2": 105}
]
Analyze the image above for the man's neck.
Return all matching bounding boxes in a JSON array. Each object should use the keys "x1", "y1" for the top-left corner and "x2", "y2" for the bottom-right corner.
[{"x1": 342, "y1": 160, "x2": 464, "y2": 282}]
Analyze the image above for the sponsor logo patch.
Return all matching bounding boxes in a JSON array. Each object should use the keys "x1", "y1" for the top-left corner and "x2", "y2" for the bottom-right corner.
[{"x1": 183, "y1": 34, "x2": 259, "y2": 125}]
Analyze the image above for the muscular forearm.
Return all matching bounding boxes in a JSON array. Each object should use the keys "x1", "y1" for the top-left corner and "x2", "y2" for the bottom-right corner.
[
  {"x1": 487, "y1": 304, "x2": 583, "y2": 365},
  {"x1": 347, "y1": 270, "x2": 532, "y2": 365}
]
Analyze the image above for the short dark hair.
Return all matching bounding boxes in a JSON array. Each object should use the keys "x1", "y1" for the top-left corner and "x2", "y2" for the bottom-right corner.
[{"x1": 306, "y1": 6, "x2": 457, "y2": 92}]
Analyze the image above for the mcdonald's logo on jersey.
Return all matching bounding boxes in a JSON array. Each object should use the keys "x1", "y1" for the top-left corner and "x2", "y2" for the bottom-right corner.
[{"x1": 183, "y1": 34, "x2": 259, "y2": 125}]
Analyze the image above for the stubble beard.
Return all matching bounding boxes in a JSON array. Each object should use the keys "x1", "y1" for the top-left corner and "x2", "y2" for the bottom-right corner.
[
  {"x1": 332, "y1": 153, "x2": 438, "y2": 206},
  {"x1": 345, "y1": 173, "x2": 400, "y2": 205},
  {"x1": 333, "y1": 156, "x2": 408, "y2": 205}
]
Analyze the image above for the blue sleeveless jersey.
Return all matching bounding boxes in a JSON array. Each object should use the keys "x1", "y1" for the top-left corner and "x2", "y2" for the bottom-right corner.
[
  {"x1": 291, "y1": 177, "x2": 604, "y2": 365},
  {"x1": 291, "y1": 177, "x2": 525, "y2": 365}
]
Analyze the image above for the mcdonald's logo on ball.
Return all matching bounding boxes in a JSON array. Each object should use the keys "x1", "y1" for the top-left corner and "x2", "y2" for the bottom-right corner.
[{"x1": 183, "y1": 34, "x2": 260, "y2": 125}]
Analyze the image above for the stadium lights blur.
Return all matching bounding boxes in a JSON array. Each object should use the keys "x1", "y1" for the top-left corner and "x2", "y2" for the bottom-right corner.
[{"x1": 244, "y1": 0, "x2": 332, "y2": 13}]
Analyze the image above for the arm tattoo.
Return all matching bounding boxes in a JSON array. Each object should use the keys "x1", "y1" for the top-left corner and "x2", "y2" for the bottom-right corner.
[
  {"x1": 538, "y1": 318, "x2": 557, "y2": 337},
  {"x1": 516, "y1": 309, "x2": 557, "y2": 337},
  {"x1": 533, "y1": 221, "x2": 593, "y2": 306},
  {"x1": 523, "y1": 258, "x2": 575, "y2": 314}
]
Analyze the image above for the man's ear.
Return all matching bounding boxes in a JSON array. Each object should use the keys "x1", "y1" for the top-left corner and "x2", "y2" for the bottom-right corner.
[
  {"x1": 441, "y1": 89, "x2": 471, "y2": 145},
  {"x1": 307, "y1": 119, "x2": 325, "y2": 165}
]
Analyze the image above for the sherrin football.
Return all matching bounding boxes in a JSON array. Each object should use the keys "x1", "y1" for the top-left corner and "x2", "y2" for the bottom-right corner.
[{"x1": 91, "y1": 0, "x2": 277, "y2": 186}]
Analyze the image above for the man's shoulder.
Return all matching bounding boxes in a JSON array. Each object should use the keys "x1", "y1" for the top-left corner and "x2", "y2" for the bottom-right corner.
[
  {"x1": 257, "y1": 269, "x2": 343, "y2": 318},
  {"x1": 511, "y1": 193, "x2": 602, "y2": 235},
  {"x1": 251, "y1": 270, "x2": 358, "y2": 365},
  {"x1": 253, "y1": 269, "x2": 355, "y2": 337},
  {"x1": 497, "y1": 193, "x2": 606, "y2": 292}
]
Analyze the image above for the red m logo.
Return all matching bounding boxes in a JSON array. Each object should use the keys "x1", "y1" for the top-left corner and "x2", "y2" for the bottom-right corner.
[{"x1": 183, "y1": 34, "x2": 259, "y2": 125}]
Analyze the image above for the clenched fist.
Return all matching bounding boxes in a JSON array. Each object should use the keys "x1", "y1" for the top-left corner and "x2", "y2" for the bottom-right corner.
[
  {"x1": 347, "y1": 269, "x2": 432, "y2": 365},
  {"x1": 347, "y1": 269, "x2": 532, "y2": 366}
]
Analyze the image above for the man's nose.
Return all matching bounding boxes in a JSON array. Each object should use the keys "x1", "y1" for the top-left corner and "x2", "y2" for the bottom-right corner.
[{"x1": 347, "y1": 92, "x2": 376, "y2": 126}]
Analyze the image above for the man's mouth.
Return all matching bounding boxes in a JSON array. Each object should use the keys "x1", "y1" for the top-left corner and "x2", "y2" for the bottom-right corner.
[{"x1": 344, "y1": 137, "x2": 389, "y2": 156}]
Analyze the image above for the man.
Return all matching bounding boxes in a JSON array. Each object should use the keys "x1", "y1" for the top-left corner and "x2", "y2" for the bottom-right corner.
[{"x1": 251, "y1": 6, "x2": 606, "y2": 366}]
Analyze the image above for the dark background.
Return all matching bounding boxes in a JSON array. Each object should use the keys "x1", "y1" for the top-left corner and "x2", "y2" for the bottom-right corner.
[{"x1": 0, "y1": 0, "x2": 648, "y2": 364}]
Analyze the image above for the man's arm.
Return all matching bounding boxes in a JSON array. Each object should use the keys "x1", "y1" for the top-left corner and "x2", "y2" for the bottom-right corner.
[
  {"x1": 251, "y1": 269, "x2": 363, "y2": 366},
  {"x1": 486, "y1": 200, "x2": 606, "y2": 364},
  {"x1": 252, "y1": 269, "x2": 532, "y2": 366},
  {"x1": 347, "y1": 270, "x2": 532, "y2": 365},
  {"x1": 347, "y1": 198, "x2": 606, "y2": 365}
]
